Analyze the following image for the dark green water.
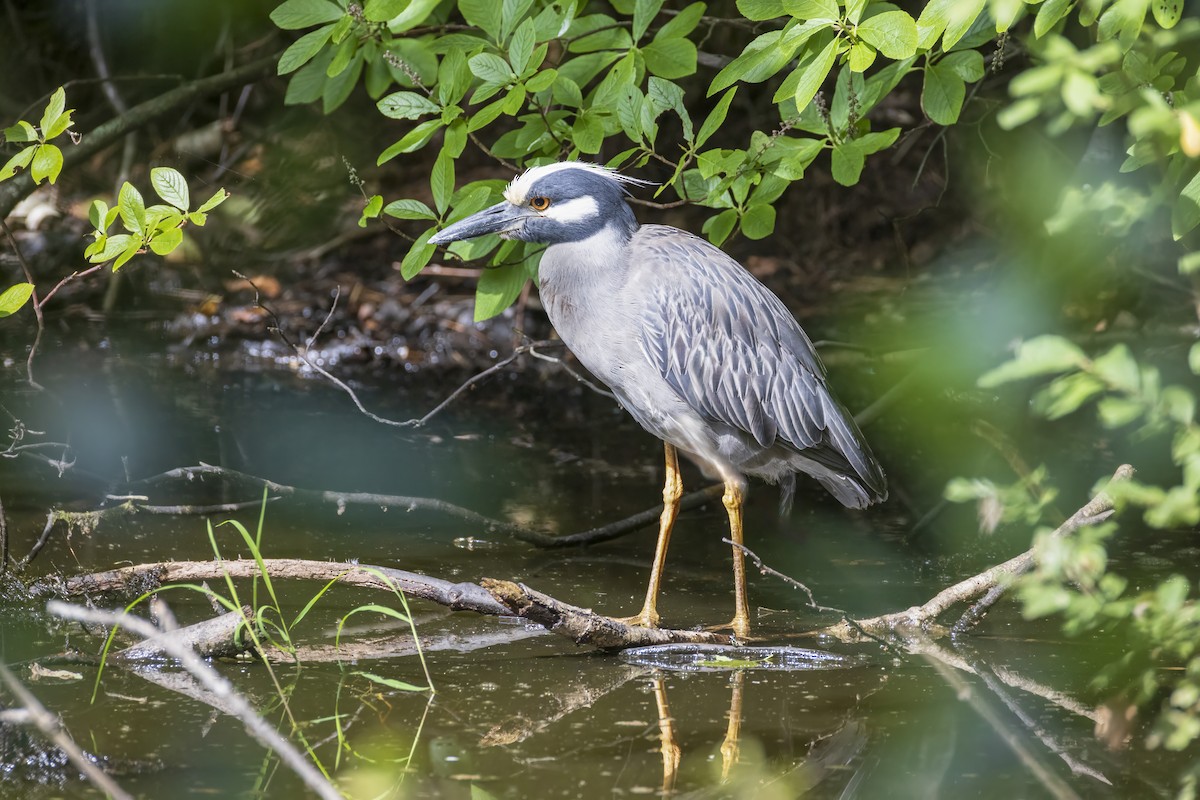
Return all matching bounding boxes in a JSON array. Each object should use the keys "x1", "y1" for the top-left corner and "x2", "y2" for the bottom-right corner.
[{"x1": 0, "y1": 330, "x2": 1186, "y2": 798}]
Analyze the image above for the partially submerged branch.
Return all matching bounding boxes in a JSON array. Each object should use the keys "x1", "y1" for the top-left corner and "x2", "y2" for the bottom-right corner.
[
  {"x1": 34, "y1": 557, "x2": 733, "y2": 650},
  {"x1": 482, "y1": 579, "x2": 730, "y2": 649}
]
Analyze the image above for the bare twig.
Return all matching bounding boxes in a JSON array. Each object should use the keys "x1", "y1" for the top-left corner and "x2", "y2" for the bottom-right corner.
[
  {"x1": 46, "y1": 600, "x2": 342, "y2": 800},
  {"x1": 1, "y1": 217, "x2": 45, "y2": 389},
  {"x1": 0, "y1": 663, "x2": 133, "y2": 800},
  {"x1": 125, "y1": 462, "x2": 715, "y2": 549},
  {"x1": 0, "y1": 494, "x2": 7, "y2": 574},
  {"x1": 827, "y1": 464, "x2": 1134, "y2": 641},
  {"x1": 724, "y1": 538, "x2": 905, "y2": 657}
]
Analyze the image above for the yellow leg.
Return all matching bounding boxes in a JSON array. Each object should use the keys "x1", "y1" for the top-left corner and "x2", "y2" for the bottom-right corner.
[
  {"x1": 622, "y1": 442, "x2": 683, "y2": 628},
  {"x1": 719, "y1": 671, "x2": 745, "y2": 782},
  {"x1": 723, "y1": 480, "x2": 751, "y2": 639},
  {"x1": 652, "y1": 677, "x2": 681, "y2": 793}
]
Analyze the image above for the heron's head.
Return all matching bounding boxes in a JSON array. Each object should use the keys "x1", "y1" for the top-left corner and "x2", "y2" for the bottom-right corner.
[{"x1": 428, "y1": 162, "x2": 647, "y2": 246}]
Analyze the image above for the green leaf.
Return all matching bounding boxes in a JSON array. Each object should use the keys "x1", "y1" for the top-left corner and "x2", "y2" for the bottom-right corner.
[
  {"x1": 474, "y1": 262, "x2": 527, "y2": 321},
  {"x1": 633, "y1": 0, "x2": 665, "y2": 41},
  {"x1": 831, "y1": 142, "x2": 866, "y2": 186},
  {"x1": 469, "y1": 53, "x2": 515, "y2": 84},
  {"x1": 460, "y1": 0, "x2": 503, "y2": 39},
  {"x1": 284, "y1": 48, "x2": 333, "y2": 105},
  {"x1": 1091, "y1": 344, "x2": 1139, "y2": 391},
  {"x1": 1097, "y1": 396, "x2": 1144, "y2": 428},
  {"x1": 363, "y1": 0, "x2": 408, "y2": 21},
  {"x1": 383, "y1": 198, "x2": 437, "y2": 220},
  {"x1": 4, "y1": 121, "x2": 37, "y2": 143},
  {"x1": 270, "y1": 0, "x2": 343, "y2": 30},
  {"x1": 499, "y1": 0, "x2": 535, "y2": 41},
  {"x1": 784, "y1": 0, "x2": 838, "y2": 18},
  {"x1": 112, "y1": 234, "x2": 144, "y2": 272},
  {"x1": 740, "y1": 203, "x2": 776, "y2": 239},
  {"x1": 383, "y1": 0, "x2": 442, "y2": 31},
  {"x1": 359, "y1": 194, "x2": 383, "y2": 227},
  {"x1": 572, "y1": 111, "x2": 605, "y2": 153},
  {"x1": 1152, "y1": 0, "x2": 1183, "y2": 28},
  {"x1": 353, "y1": 671, "x2": 427, "y2": 692},
  {"x1": 431, "y1": 150, "x2": 454, "y2": 215},
  {"x1": 657, "y1": 3, "x2": 706, "y2": 40},
  {"x1": 709, "y1": 27, "x2": 817, "y2": 94},
  {"x1": 119, "y1": 182, "x2": 147, "y2": 233},
  {"x1": 941, "y1": 50, "x2": 985, "y2": 82},
  {"x1": 88, "y1": 200, "x2": 109, "y2": 231},
  {"x1": 378, "y1": 120, "x2": 444, "y2": 163},
  {"x1": 0, "y1": 146, "x2": 35, "y2": 181},
  {"x1": 436, "y1": 50, "x2": 472, "y2": 107},
  {"x1": 922, "y1": 63, "x2": 966, "y2": 125},
  {"x1": 377, "y1": 91, "x2": 442, "y2": 120},
  {"x1": 86, "y1": 233, "x2": 132, "y2": 264},
  {"x1": 278, "y1": 25, "x2": 334, "y2": 74},
  {"x1": 697, "y1": 88, "x2": 737, "y2": 147},
  {"x1": 1031, "y1": 372, "x2": 1106, "y2": 419},
  {"x1": 641, "y1": 37, "x2": 697, "y2": 79},
  {"x1": 0, "y1": 283, "x2": 34, "y2": 318},
  {"x1": 770, "y1": 137, "x2": 823, "y2": 180},
  {"x1": 322, "y1": 51, "x2": 362, "y2": 112},
  {"x1": 1172, "y1": 170, "x2": 1200, "y2": 240},
  {"x1": 857, "y1": 11, "x2": 918, "y2": 60},
  {"x1": 977, "y1": 336, "x2": 1089, "y2": 388},
  {"x1": 847, "y1": 40, "x2": 877, "y2": 72},
  {"x1": 39, "y1": 88, "x2": 66, "y2": 136},
  {"x1": 509, "y1": 18, "x2": 537, "y2": 75},
  {"x1": 44, "y1": 109, "x2": 74, "y2": 141},
  {"x1": 1189, "y1": 342, "x2": 1200, "y2": 375},
  {"x1": 400, "y1": 228, "x2": 437, "y2": 279},
  {"x1": 29, "y1": 144, "x2": 63, "y2": 184},
  {"x1": 197, "y1": 188, "x2": 229, "y2": 213},
  {"x1": 1034, "y1": 0, "x2": 1073, "y2": 37},
  {"x1": 526, "y1": 68, "x2": 557, "y2": 93},
  {"x1": 917, "y1": 0, "x2": 984, "y2": 50},
  {"x1": 703, "y1": 208, "x2": 738, "y2": 245},
  {"x1": 793, "y1": 36, "x2": 839, "y2": 114},
  {"x1": 648, "y1": 77, "x2": 693, "y2": 141},
  {"x1": 150, "y1": 167, "x2": 190, "y2": 211},
  {"x1": 736, "y1": 0, "x2": 784, "y2": 21},
  {"x1": 149, "y1": 226, "x2": 184, "y2": 256}
]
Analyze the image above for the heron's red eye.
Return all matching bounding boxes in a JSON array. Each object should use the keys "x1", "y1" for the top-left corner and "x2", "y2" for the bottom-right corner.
[{"x1": 530, "y1": 196, "x2": 551, "y2": 211}]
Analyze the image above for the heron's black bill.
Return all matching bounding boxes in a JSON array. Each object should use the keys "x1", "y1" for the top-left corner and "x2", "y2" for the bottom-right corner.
[{"x1": 428, "y1": 202, "x2": 532, "y2": 244}]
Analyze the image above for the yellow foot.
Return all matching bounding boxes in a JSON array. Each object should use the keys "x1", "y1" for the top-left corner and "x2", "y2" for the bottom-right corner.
[
  {"x1": 614, "y1": 609, "x2": 660, "y2": 629},
  {"x1": 705, "y1": 618, "x2": 753, "y2": 641}
]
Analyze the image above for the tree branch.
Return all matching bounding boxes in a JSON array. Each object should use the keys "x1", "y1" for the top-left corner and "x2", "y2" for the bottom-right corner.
[{"x1": 827, "y1": 464, "x2": 1134, "y2": 640}]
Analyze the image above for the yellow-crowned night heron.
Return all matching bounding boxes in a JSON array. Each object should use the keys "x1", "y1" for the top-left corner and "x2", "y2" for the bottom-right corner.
[{"x1": 430, "y1": 162, "x2": 887, "y2": 638}]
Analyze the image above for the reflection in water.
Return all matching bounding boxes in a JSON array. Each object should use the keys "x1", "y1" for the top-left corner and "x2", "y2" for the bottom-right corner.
[{"x1": 651, "y1": 676, "x2": 680, "y2": 793}]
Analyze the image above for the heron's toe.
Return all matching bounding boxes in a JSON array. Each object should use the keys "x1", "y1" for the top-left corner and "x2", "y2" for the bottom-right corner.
[{"x1": 614, "y1": 610, "x2": 660, "y2": 629}]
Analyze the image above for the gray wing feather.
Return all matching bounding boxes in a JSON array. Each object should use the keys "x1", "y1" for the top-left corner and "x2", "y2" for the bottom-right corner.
[{"x1": 632, "y1": 226, "x2": 886, "y2": 503}]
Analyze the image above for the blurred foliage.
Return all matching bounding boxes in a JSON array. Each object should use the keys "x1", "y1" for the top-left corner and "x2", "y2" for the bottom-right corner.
[
  {"x1": 1, "y1": 89, "x2": 228, "y2": 321},
  {"x1": 271, "y1": 0, "x2": 1200, "y2": 318},
  {"x1": 953, "y1": 334, "x2": 1200, "y2": 774}
]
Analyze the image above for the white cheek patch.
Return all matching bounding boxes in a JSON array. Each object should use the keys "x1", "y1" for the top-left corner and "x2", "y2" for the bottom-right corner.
[{"x1": 543, "y1": 195, "x2": 599, "y2": 223}]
